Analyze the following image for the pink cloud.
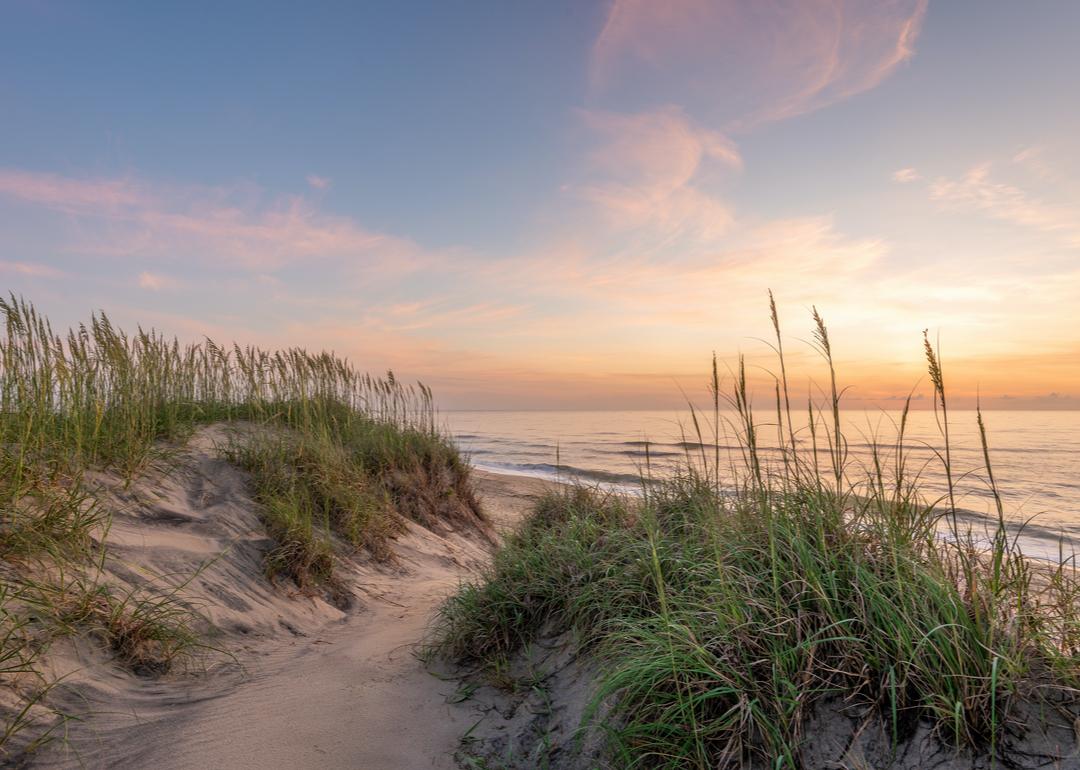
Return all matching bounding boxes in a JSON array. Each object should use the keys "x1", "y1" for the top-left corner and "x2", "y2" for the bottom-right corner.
[
  {"x1": 584, "y1": 107, "x2": 741, "y2": 189},
  {"x1": 0, "y1": 168, "x2": 427, "y2": 272},
  {"x1": 573, "y1": 2, "x2": 925, "y2": 251},
  {"x1": 892, "y1": 167, "x2": 920, "y2": 183},
  {"x1": 484, "y1": 215, "x2": 888, "y2": 331},
  {"x1": 574, "y1": 107, "x2": 739, "y2": 239},
  {"x1": 130, "y1": 198, "x2": 395, "y2": 268},
  {"x1": 137, "y1": 271, "x2": 181, "y2": 291},
  {"x1": 0, "y1": 169, "x2": 143, "y2": 212},
  {"x1": 0, "y1": 260, "x2": 67, "y2": 279},
  {"x1": 306, "y1": 174, "x2": 331, "y2": 190},
  {"x1": 590, "y1": 0, "x2": 927, "y2": 128}
]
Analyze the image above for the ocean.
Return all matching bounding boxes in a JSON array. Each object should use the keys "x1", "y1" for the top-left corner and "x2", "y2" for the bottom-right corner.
[{"x1": 447, "y1": 409, "x2": 1080, "y2": 557}]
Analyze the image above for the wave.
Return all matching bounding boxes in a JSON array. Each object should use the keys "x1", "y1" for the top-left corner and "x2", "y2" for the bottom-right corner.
[{"x1": 473, "y1": 460, "x2": 644, "y2": 488}]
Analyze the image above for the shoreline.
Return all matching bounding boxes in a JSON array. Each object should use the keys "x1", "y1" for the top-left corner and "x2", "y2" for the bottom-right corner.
[
  {"x1": 449, "y1": 409, "x2": 1080, "y2": 532},
  {"x1": 476, "y1": 464, "x2": 1080, "y2": 564}
]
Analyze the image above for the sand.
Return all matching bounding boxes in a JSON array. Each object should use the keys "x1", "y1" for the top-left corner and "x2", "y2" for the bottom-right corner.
[{"x1": 25, "y1": 428, "x2": 552, "y2": 769}]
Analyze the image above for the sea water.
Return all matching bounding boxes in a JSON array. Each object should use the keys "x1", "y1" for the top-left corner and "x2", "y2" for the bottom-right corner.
[{"x1": 447, "y1": 409, "x2": 1080, "y2": 556}]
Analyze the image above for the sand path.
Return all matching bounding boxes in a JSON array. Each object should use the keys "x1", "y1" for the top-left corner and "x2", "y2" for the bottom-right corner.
[
  {"x1": 116, "y1": 573, "x2": 474, "y2": 769},
  {"x1": 38, "y1": 457, "x2": 546, "y2": 770},
  {"x1": 116, "y1": 472, "x2": 541, "y2": 770}
]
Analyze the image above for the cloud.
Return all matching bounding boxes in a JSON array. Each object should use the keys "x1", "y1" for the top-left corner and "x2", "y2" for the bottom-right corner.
[
  {"x1": 0, "y1": 260, "x2": 67, "y2": 279},
  {"x1": 0, "y1": 168, "x2": 428, "y2": 272},
  {"x1": 137, "y1": 271, "x2": 180, "y2": 291},
  {"x1": 560, "y1": 1, "x2": 928, "y2": 335},
  {"x1": 306, "y1": 174, "x2": 331, "y2": 190},
  {"x1": 0, "y1": 169, "x2": 142, "y2": 212},
  {"x1": 929, "y1": 163, "x2": 1080, "y2": 247},
  {"x1": 590, "y1": 0, "x2": 927, "y2": 128},
  {"x1": 573, "y1": 107, "x2": 739, "y2": 241},
  {"x1": 584, "y1": 107, "x2": 742, "y2": 185},
  {"x1": 1010, "y1": 144, "x2": 1063, "y2": 183},
  {"x1": 892, "y1": 167, "x2": 920, "y2": 183},
  {"x1": 490, "y1": 215, "x2": 888, "y2": 338},
  {"x1": 377, "y1": 299, "x2": 527, "y2": 332}
]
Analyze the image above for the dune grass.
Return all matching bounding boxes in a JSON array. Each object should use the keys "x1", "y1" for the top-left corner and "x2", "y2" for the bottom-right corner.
[
  {"x1": 432, "y1": 300, "x2": 1080, "y2": 767},
  {"x1": 0, "y1": 294, "x2": 479, "y2": 756},
  {"x1": 227, "y1": 396, "x2": 486, "y2": 588}
]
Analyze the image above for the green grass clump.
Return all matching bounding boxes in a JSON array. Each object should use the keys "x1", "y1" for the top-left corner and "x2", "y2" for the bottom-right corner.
[
  {"x1": 434, "y1": 487, "x2": 635, "y2": 664},
  {"x1": 229, "y1": 398, "x2": 487, "y2": 587},
  {"x1": 433, "y1": 300, "x2": 1080, "y2": 767},
  {"x1": 0, "y1": 585, "x2": 39, "y2": 678},
  {"x1": 231, "y1": 431, "x2": 400, "y2": 582}
]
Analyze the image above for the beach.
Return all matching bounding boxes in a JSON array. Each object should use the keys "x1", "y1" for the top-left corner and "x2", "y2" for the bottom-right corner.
[{"x1": 3, "y1": 300, "x2": 1079, "y2": 770}]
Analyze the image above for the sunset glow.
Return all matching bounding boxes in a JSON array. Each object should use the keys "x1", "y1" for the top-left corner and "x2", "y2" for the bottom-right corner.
[{"x1": 2, "y1": 2, "x2": 1078, "y2": 409}]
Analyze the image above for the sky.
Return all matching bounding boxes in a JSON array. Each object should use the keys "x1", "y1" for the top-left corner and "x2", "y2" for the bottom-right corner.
[{"x1": 1, "y1": 1, "x2": 1079, "y2": 410}]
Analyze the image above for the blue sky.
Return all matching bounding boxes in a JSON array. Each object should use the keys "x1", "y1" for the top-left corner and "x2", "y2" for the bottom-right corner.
[
  {"x1": 3, "y1": 1, "x2": 599, "y2": 249},
  {"x1": 2, "y1": 1, "x2": 1079, "y2": 408}
]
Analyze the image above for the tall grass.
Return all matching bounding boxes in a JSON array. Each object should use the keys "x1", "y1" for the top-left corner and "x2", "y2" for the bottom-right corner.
[
  {"x1": 0, "y1": 294, "x2": 479, "y2": 757},
  {"x1": 433, "y1": 301, "x2": 1080, "y2": 768},
  {"x1": 0, "y1": 293, "x2": 466, "y2": 566},
  {"x1": 0, "y1": 294, "x2": 437, "y2": 476}
]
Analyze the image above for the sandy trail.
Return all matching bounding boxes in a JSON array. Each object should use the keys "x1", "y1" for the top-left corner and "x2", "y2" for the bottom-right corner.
[
  {"x1": 31, "y1": 430, "x2": 548, "y2": 770},
  {"x1": 111, "y1": 572, "x2": 473, "y2": 769},
  {"x1": 118, "y1": 470, "x2": 541, "y2": 770}
]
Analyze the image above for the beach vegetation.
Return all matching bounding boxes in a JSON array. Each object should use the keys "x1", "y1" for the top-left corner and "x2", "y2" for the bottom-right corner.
[
  {"x1": 432, "y1": 299, "x2": 1080, "y2": 768},
  {"x1": 0, "y1": 294, "x2": 483, "y2": 757}
]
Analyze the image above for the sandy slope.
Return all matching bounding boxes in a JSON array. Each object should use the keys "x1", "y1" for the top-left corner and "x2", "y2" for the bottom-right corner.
[
  {"x1": 88, "y1": 537, "x2": 483, "y2": 770},
  {"x1": 30, "y1": 429, "x2": 549, "y2": 770}
]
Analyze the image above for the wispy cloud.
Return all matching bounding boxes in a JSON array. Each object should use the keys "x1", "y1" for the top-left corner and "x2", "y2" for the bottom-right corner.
[
  {"x1": 0, "y1": 168, "x2": 427, "y2": 271},
  {"x1": 0, "y1": 260, "x2": 67, "y2": 279},
  {"x1": 892, "y1": 167, "x2": 920, "y2": 183},
  {"x1": 584, "y1": 107, "x2": 742, "y2": 182},
  {"x1": 0, "y1": 169, "x2": 143, "y2": 212},
  {"x1": 1010, "y1": 145, "x2": 1060, "y2": 181},
  {"x1": 929, "y1": 163, "x2": 1080, "y2": 247},
  {"x1": 137, "y1": 271, "x2": 181, "y2": 291},
  {"x1": 572, "y1": 107, "x2": 739, "y2": 242},
  {"x1": 306, "y1": 174, "x2": 331, "y2": 190},
  {"x1": 561, "y1": 0, "x2": 930, "y2": 354},
  {"x1": 590, "y1": 0, "x2": 927, "y2": 128}
]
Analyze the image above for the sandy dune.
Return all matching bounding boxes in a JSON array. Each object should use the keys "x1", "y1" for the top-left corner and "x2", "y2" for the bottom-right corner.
[{"x1": 32, "y1": 429, "x2": 549, "y2": 769}]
